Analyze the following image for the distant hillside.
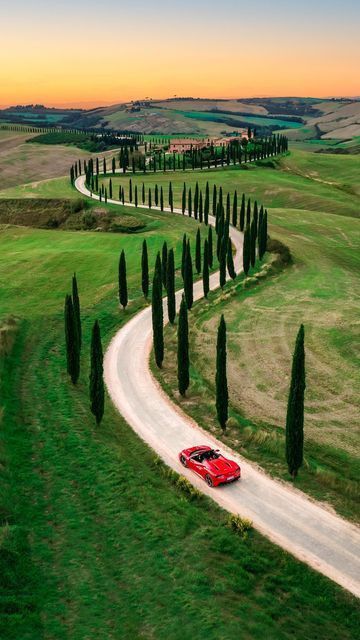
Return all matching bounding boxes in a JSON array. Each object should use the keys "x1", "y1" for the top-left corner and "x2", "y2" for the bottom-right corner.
[{"x1": 1, "y1": 97, "x2": 359, "y2": 140}]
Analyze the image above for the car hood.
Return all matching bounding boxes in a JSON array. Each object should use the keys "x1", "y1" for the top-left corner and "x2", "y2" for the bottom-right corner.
[{"x1": 204, "y1": 457, "x2": 239, "y2": 475}]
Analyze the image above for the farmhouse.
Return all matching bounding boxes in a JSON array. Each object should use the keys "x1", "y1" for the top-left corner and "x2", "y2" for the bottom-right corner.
[{"x1": 169, "y1": 133, "x2": 248, "y2": 153}]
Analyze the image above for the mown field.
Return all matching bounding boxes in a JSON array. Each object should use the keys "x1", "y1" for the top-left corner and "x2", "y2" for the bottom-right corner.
[{"x1": 0, "y1": 146, "x2": 359, "y2": 638}]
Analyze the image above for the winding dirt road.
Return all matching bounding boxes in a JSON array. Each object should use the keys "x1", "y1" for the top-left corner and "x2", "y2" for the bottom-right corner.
[{"x1": 75, "y1": 173, "x2": 360, "y2": 598}]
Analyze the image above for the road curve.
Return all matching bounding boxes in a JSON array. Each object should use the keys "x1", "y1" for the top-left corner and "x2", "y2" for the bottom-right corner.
[{"x1": 75, "y1": 173, "x2": 360, "y2": 598}]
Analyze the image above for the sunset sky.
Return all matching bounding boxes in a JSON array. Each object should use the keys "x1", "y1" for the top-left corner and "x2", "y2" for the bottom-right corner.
[{"x1": 1, "y1": 0, "x2": 359, "y2": 107}]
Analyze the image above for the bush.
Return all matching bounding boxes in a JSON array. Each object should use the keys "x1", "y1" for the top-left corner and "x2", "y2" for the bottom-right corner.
[
  {"x1": 81, "y1": 212, "x2": 97, "y2": 229},
  {"x1": 227, "y1": 514, "x2": 253, "y2": 539},
  {"x1": 152, "y1": 457, "x2": 202, "y2": 500}
]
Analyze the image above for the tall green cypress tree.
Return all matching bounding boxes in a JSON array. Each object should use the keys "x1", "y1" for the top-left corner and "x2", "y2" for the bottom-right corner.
[
  {"x1": 182, "y1": 182, "x2": 186, "y2": 214},
  {"x1": 226, "y1": 192, "x2": 231, "y2": 223},
  {"x1": 227, "y1": 238, "x2": 236, "y2": 279},
  {"x1": 142, "y1": 182, "x2": 145, "y2": 204},
  {"x1": 155, "y1": 184, "x2": 159, "y2": 207},
  {"x1": 72, "y1": 273, "x2": 81, "y2": 348},
  {"x1": 232, "y1": 190, "x2": 238, "y2": 227},
  {"x1": 141, "y1": 239, "x2": 149, "y2": 298},
  {"x1": 212, "y1": 184, "x2": 217, "y2": 217},
  {"x1": 129, "y1": 178, "x2": 133, "y2": 203},
  {"x1": 286, "y1": 325, "x2": 306, "y2": 478},
  {"x1": 219, "y1": 237, "x2": 227, "y2": 288},
  {"x1": 195, "y1": 228, "x2": 201, "y2": 274},
  {"x1": 148, "y1": 188, "x2": 152, "y2": 208},
  {"x1": 118, "y1": 249, "x2": 128, "y2": 309},
  {"x1": 240, "y1": 193, "x2": 245, "y2": 231},
  {"x1": 135, "y1": 185, "x2": 138, "y2": 207},
  {"x1": 181, "y1": 233, "x2": 187, "y2": 278},
  {"x1": 250, "y1": 218, "x2": 256, "y2": 267},
  {"x1": 184, "y1": 240, "x2": 194, "y2": 310},
  {"x1": 64, "y1": 294, "x2": 80, "y2": 384},
  {"x1": 169, "y1": 182, "x2": 174, "y2": 212},
  {"x1": 208, "y1": 225, "x2": 213, "y2": 268},
  {"x1": 162, "y1": 241, "x2": 168, "y2": 289},
  {"x1": 203, "y1": 239, "x2": 210, "y2": 298},
  {"x1": 177, "y1": 295, "x2": 189, "y2": 396},
  {"x1": 246, "y1": 198, "x2": 251, "y2": 227},
  {"x1": 89, "y1": 319, "x2": 104, "y2": 425},
  {"x1": 188, "y1": 188, "x2": 192, "y2": 218},
  {"x1": 152, "y1": 253, "x2": 164, "y2": 368},
  {"x1": 194, "y1": 182, "x2": 199, "y2": 220},
  {"x1": 253, "y1": 200, "x2": 258, "y2": 237},
  {"x1": 199, "y1": 190, "x2": 203, "y2": 223},
  {"x1": 204, "y1": 181, "x2": 210, "y2": 225},
  {"x1": 166, "y1": 248, "x2": 176, "y2": 324},
  {"x1": 243, "y1": 225, "x2": 251, "y2": 275},
  {"x1": 215, "y1": 314, "x2": 228, "y2": 431},
  {"x1": 160, "y1": 186, "x2": 164, "y2": 211}
]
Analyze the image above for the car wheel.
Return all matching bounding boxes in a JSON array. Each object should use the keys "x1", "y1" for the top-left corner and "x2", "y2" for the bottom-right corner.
[
  {"x1": 205, "y1": 474, "x2": 214, "y2": 487},
  {"x1": 180, "y1": 455, "x2": 187, "y2": 467}
]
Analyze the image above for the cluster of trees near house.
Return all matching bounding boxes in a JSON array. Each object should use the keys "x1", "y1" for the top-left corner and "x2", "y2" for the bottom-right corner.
[{"x1": 69, "y1": 133, "x2": 288, "y2": 185}]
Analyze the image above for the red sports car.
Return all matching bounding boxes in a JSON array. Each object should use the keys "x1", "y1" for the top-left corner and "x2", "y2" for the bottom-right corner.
[{"x1": 179, "y1": 445, "x2": 241, "y2": 487}]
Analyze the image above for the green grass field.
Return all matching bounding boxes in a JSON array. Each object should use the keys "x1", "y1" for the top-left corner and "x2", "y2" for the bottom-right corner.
[{"x1": 1, "y1": 146, "x2": 359, "y2": 637}]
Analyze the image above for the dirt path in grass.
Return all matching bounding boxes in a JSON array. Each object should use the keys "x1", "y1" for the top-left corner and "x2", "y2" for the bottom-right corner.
[{"x1": 76, "y1": 174, "x2": 360, "y2": 598}]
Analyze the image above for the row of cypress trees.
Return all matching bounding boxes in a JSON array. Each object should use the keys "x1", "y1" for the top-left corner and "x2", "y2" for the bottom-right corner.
[
  {"x1": 70, "y1": 133, "x2": 288, "y2": 184},
  {"x1": 64, "y1": 274, "x2": 104, "y2": 425}
]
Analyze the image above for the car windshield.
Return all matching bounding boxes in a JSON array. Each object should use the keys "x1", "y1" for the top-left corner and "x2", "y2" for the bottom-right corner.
[{"x1": 192, "y1": 449, "x2": 220, "y2": 462}]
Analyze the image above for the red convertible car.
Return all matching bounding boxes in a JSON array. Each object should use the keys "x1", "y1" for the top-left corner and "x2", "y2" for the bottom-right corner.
[{"x1": 179, "y1": 445, "x2": 241, "y2": 487}]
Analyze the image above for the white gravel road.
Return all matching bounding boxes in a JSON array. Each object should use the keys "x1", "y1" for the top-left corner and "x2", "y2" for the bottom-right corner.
[{"x1": 75, "y1": 173, "x2": 360, "y2": 598}]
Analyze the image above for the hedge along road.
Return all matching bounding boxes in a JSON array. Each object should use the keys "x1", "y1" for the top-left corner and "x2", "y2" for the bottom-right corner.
[{"x1": 75, "y1": 173, "x2": 360, "y2": 598}]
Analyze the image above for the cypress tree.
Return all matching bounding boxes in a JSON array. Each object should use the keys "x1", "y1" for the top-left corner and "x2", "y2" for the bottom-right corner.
[
  {"x1": 219, "y1": 237, "x2": 227, "y2": 288},
  {"x1": 286, "y1": 325, "x2": 306, "y2": 478},
  {"x1": 109, "y1": 178, "x2": 113, "y2": 199},
  {"x1": 226, "y1": 192, "x2": 231, "y2": 223},
  {"x1": 177, "y1": 295, "x2": 189, "y2": 396},
  {"x1": 129, "y1": 178, "x2": 133, "y2": 202},
  {"x1": 181, "y1": 233, "x2": 187, "y2": 279},
  {"x1": 199, "y1": 190, "x2": 203, "y2": 223},
  {"x1": 240, "y1": 193, "x2": 245, "y2": 231},
  {"x1": 194, "y1": 182, "x2": 199, "y2": 220},
  {"x1": 162, "y1": 241, "x2": 168, "y2": 289},
  {"x1": 184, "y1": 240, "x2": 194, "y2": 310},
  {"x1": 169, "y1": 182, "x2": 174, "y2": 212},
  {"x1": 243, "y1": 225, "x2": 251, "y2": 275},
  {"x1": 118, "y1": 249, "x2": 128, "y2": 309},
  {"x1": 246, "y1": 198, "x2": 251, "y2": 227},
  {"x1": 250, "y1": 218, "x2": 256, "y2": 267},
  {"x1": 152, "y1": 253, "x2": 164, "y2": 368},
  {"x1": 166, "y1": 248, "x2": 176, "y2": 324},
  {"x1": 204, "y1": 181, "x2": 210, "y2": 225},
  {"x1": 155, "y1": 184, "x2": 159, "y2": 206},
  {"x1": 215, "y1": 314, "x2": 228, "y2": 431},
  {"x1": 72, "y1": 273, "x2": 81, "y2": 348},
  {"x1": 195, "y1": 228, "x2": 201, "y2": 274},
  {"x1": 141, "y1": 239, "x2": 149, "y2": 298},
  {"x1": 135, "y1": 185, "x2": 138, "y2": 207},
  {"x1": 253, "y1": 200, "x2": 258, "y2": 237},
  {"x1": 64, "y1": 294, "x2": 80, "y2": 384},
  {"x1": 203, "y1": 239, "x2": 209, "y2": 298},
  {"x1": 208, "y1": 225, "x2": 213, "y2": 268},
  {"x1": 212, "y1": 184, "x2": 217, "y2": 217},
  {"x1": 182, "y1": 183, "x2": 186, "y2": 214},
  {"x1": 89, "y1": 320, "x2": 104, "y2": 425},
  {"x1": 148, "y1": 188, "x2": 152, "y2": 208},
  {"x1": 142, "y1": 182, "x2": 145, "y2": 204},
  {"x1": 232, "y1": 190, "x2": 238, "y2": 227},
  {"x1": 159, "y1": 185, "x2": 164, "y2": 211},
  {"x1": 227, "y1": 238, "x2": 236, "y2": 279},
  {"x1": 188, "y1": 188, "x2": 192, "y2": 218}
]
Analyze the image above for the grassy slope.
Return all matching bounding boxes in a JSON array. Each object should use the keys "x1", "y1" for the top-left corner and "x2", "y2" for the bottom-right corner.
[{"x1": 1, "y1": 213, "x2": 358, "y2": 639}]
